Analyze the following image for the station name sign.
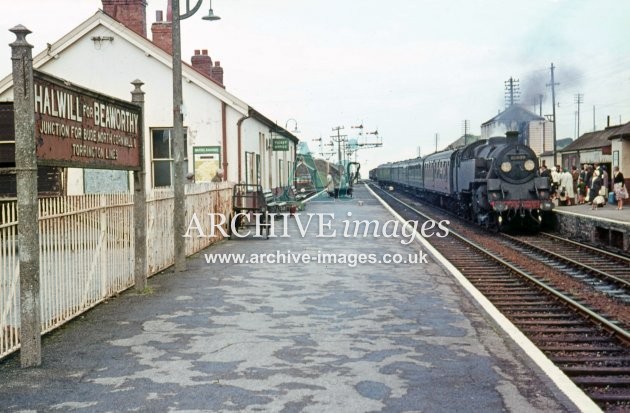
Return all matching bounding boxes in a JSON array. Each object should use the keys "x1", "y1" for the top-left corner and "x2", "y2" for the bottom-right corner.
[{"x1": 33, "y1": 70, "x2": 142, "y2": 170}]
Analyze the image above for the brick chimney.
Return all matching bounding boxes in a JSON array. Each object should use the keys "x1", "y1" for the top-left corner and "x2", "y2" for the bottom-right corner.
[
  {"x1": 167, "y1": 0, "x2": 173, "y2": 22},
  {"x1": 102, "y1": 0, "x2": 147, "y2": 37},
  {"x1": 191, "y1": 49, "x2": 213, "y2": 77},
  {"x1": 212, "y1": 61, "x2": 224, "y2": 85},
  {"x1": 151, "y1": 9, "x2": 172, "y2": 53}
]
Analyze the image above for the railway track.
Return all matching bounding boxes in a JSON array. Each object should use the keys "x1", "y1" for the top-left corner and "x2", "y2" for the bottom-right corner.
[
  {"x1": 369, "y1": 184, "x2": 630, "y2": 412},
  {"x1": 499, "y1": 233, "x2": 630, "y2": 304}
]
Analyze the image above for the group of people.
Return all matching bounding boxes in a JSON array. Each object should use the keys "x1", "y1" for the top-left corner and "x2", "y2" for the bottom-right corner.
[{"x1": 539, "y1": 163, "x2": 628, "y2": 210}]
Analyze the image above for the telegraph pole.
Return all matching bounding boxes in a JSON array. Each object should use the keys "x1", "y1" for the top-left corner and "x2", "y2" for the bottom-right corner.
[
  {"x1": 462, "y1": 120, "x2": 469, "y2": 145},
  {"x1": 547, "y1": 63, "x2": 559, "y2": 165},
  {"x1": 504, "y1": 77, "x2": 520, "y2": 107},
  {"x1": 574, "y1": 93, "x2": 584, "y2": 139},
  {"x1": 331, "y1": 126, "x2": 346, "y2": 166}
]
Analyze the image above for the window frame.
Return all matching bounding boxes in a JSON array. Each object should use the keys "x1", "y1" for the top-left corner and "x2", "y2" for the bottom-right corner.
[{"x1": 150, "y1": 127, "x2": 188, "y2": 188}]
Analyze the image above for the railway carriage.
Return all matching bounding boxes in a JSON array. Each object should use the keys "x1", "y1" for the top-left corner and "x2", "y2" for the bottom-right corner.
[
  {"x1": 406, "y1": 157, "x2": 423, "y2": 190},
  {"x1": 423, "y1": 150, "x2": 455, "y2": 194}
]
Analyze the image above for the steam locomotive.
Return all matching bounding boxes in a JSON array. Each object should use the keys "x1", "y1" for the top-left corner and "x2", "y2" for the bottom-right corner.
[{"x1": 371, "y1": 131, "x2": 554, "y2": 230}]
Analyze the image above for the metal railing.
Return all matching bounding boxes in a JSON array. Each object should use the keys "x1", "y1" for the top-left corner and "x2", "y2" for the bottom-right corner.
[{"x1": 0, "y1": 182, "x2": 232, "y2": 359}]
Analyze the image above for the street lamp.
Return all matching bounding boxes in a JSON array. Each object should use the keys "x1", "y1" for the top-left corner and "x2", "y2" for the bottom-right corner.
[
  {"x1": 172, "y1": 0, "x2": 220, "y2": 272},
  {"x1": 285, "y1": 118, "x2": 300, "y2": 134},
  {"x1": 202, "y1": 0, "x2": 221, "y2": 20}
]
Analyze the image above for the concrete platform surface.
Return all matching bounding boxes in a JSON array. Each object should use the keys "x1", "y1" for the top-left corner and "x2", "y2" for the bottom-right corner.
[
  {"x1": 554, "y1": 201, "x2": 630, "y2": 224},
  {"x1": 0, "y1": 187, "x2": 578, "y2": 412}
]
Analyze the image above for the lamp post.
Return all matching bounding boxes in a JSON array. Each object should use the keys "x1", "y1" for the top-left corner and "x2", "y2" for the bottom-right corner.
[
  {"x1": 285, "y1": 118, "x2": 300, "y2": 134},
  {"x1": 172, "y1": 0, "x2": 220, "y2": 272}
]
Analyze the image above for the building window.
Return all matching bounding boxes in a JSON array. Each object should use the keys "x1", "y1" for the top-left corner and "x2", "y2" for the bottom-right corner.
[
  {"x1": 278, "y1": 159, "x2": 283, "y2": 187},
  {"x1": 256, "y1": 154, "x2": 261, "y2": 185},
  {"x1": 245, "y1": 151, "x2": 256, "y2": 186},
  {"x1": 151, "y1": 128, "x2": 187, "y2": 187},
  {"x1": 287, "y1": 161, "x2": 292, "y2": 185}
]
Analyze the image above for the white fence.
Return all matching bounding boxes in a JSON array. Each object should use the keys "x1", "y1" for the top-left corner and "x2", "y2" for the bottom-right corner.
[{"x1": 0, "y1": 182, "x2": 232, "y2": 359}]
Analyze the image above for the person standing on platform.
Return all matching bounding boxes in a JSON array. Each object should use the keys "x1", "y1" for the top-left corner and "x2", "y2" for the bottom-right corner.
[
  {"x1": 601, "y1": 165, "x2": 609, "y2": 195},
  {"x1": 571, "y1": 165, "x2": 579, "y2": 204},
  {"x1": 560, "y1": 168, "x2": 574, "y2": 206},
  {"x1": 589, "y1": 170, "x2": 604, "y2": 209},
  {"x1": 579, "y1": 164, "x2": 587, "y2": 182},
  {"x1": 540, "y1": 164, "x2": 551, "y2": 187},
  {"x1": 585, "y1": 165, "x2": 594, "y2": 201},
  {"x1": 613, "y1": 166, "x2": 628, "y2": 210},
  {"x1": 551, "y1": 165, "x2": 561, "y2": 192},
  {"x1": 577, "y1": 178, "x2": 587, "y2": 204}
]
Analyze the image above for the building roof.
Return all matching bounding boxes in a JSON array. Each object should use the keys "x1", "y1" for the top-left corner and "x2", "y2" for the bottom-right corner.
[
  {"x1": 0, "y1": 10, "x2": 248, "y2": 115},
  {"x1": 482, "y1": 104, "x2": 545, "y2": 127},
  {"x1": 556, "y1": 137, "x2": 573, "y2": 150},
  {"x1": 249, "y1": 108, "x2": 299, "y2": 144},
  {"x1": 560, "y1": 125, "x2": 622, "y2": 152},
  {"x1": 607, "y1": 121, "x2": 630, "y2": 140},
  {"x1": 446, "y1": 134, "x2": 481, "y2": 150}
]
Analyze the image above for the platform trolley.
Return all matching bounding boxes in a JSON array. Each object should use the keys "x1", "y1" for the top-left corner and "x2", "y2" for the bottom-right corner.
[{"x1": 230, "y1": 184, "x2": 270, "y2": 239}]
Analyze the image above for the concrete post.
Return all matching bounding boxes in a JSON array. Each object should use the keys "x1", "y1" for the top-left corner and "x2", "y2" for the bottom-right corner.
[
  {"x1": 172, "y1": 0, "x2": 187, "y2": 272},
  {"x1": 10, "y1": 25, "x2": 41, "y2": 367},
  {"x1": 131, "y1": 80, "x2": 147, "y2": 291}
]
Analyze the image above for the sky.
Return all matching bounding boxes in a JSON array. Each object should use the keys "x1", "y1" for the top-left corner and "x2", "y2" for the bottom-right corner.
[{"x1": 2, "y1": 0, "x2": 630, "y2": 172}]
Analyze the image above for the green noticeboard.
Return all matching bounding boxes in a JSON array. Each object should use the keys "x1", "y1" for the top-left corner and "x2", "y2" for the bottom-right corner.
[
  {"x1": 272, "y1": 138, "x2": 289, "y2": 151},
  {"x1": 193, "y1": 146, "x2": 221, "y2": 182}
]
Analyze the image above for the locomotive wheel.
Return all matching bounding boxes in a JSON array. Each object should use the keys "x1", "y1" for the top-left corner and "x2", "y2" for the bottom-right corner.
[{"x1": 457, "y1": 194, "x2": 471, "y2": 220}]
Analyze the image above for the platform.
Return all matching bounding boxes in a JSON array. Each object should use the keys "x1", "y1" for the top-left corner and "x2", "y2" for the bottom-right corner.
[
  {"x1": 550, "y1": 202, "x2": 630, "y2": 252},
  {"x1": 554, "y1": 201, "x2": 630, "y2": 222},
  {"x1": 0, "y1": 186, "x2": 582, "y2": 412}
]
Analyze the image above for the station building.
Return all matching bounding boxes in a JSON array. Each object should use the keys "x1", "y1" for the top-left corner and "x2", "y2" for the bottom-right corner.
[
  {"x1": 0, "y1": 0, "x2": 297, "y2": 195},
  {"x1": 481, "y1": 104, "x2": 554, "y2": 163},
  {"x1": 559, "y1": 120, "x2": 630, "y2": 187}
]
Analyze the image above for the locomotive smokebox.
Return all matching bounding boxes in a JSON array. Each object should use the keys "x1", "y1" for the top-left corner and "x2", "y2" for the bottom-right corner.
[{"x1": 505, "y1": 131, "x2": 519, "y2": 144}]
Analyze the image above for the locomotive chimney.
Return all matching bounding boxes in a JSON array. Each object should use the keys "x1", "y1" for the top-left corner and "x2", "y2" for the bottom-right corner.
[{"x1": 505, "y1": 131, "x2": 519, "y2": 144}]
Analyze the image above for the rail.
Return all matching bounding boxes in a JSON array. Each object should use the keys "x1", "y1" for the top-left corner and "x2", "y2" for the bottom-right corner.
[
  {"x1": 372, "y1": 184, "x2": 630, "y2": 343},
  {"x1": 501, "y1": 233, "x2": 630, "y2": 289}
]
